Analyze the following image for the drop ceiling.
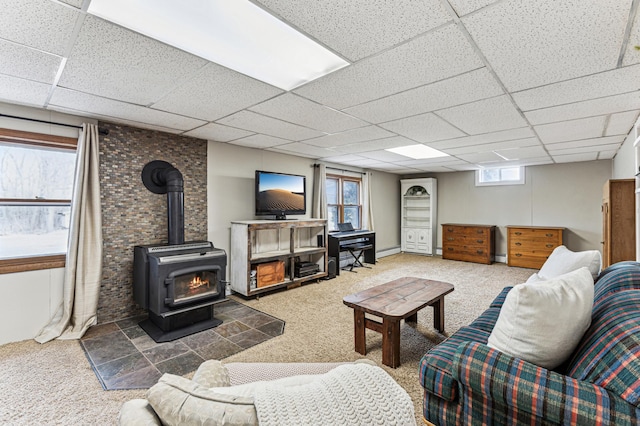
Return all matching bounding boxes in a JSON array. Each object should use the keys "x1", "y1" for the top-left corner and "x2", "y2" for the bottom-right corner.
[{"x1": 1, "y1": 0, "x2": 639, "y2": 174}]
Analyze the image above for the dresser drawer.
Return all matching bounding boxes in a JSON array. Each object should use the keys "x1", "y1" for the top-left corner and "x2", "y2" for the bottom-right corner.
[
  {"x1": 442, "y1": 224, "x2": 495, "y2": 264},
  {"x1": 507, "y1": 226, "x2": 564, "y2": 269},
  {"x1": 255, "y1": 260, "x2": 285, "y2": 287}
]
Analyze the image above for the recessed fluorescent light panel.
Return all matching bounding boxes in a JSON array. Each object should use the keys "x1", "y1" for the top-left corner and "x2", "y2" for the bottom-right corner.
[
  {"x1": 385, "y1": 144, "x2": 449, "y2": 159},
  {"x1": 87, "y1": 0, "x2": 349, "y2": 90}
]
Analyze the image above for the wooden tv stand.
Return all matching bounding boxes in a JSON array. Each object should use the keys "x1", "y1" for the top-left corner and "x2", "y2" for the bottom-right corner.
[{"x1": 230, "y1": 219, "x2": 328, "y2": 296}]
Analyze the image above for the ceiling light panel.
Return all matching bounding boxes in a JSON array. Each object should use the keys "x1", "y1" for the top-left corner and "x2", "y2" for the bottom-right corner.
[
  {"x1": 385, "y1": 144, "x2": 449, "y2": 159},
  {"x1": 87, "y1": 0, "x2": 349, "y2": 91}
]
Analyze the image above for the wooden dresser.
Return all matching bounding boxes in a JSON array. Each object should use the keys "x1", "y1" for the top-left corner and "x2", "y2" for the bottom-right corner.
[
  {"x1": 442, "y1": 224, "x2": 495, "y2": 264},
  {"x1": 507, "y1": 226, "x2": 564, "y2": 269}
]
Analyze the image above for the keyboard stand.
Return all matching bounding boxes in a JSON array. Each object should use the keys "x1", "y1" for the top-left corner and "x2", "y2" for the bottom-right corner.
[{"x1": 343, "y1": 242, "x2": 373, "y2": 272}]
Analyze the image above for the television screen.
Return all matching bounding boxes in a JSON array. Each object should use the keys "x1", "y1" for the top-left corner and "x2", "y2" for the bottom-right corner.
[{"x1": 255, "y1": 170, "x2": 306, "y2": 219}]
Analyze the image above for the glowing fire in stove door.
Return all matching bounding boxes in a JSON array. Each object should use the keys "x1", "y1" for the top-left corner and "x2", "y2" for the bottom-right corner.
[{"x1": 188, "y1": 274, "x2": 210, "y2": 292}]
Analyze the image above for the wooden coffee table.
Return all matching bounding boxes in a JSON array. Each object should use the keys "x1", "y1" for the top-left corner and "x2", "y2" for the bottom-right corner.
[{"x1": 343, "y1": 277, "x2": 454, "y2": 368}]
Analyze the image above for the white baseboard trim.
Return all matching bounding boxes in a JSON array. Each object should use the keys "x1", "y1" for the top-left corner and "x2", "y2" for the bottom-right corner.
[
  {"x1": 376, "y1": 247, "x2": 401, "y2": 259},
  {"x1": 435, "y1": 248, "x2": 506, "y2": 264}
]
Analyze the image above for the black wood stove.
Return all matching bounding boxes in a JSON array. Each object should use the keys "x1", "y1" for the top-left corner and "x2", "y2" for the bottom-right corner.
[{"x1": 132, "y1": 161, "x2": 227, "y2": 342}]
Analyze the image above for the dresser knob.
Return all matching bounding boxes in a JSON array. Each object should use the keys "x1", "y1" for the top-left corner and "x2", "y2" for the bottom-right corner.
[
  {"x1": 447, "y1": 247, "x2": 454, "y2": 251},
  {"x1": 477, "y1": 230, "x2": 483, "y2": 234},
  {"x1": 545, "y1": 233, "x2": 553, "y2": 237},
  {"x1": 515, "y1": 253, "x2": 522, "y2": 257},
  {"x1": 476, "y1": 250, "x2": 483, "y2": 254},
  {"x1": 515, "y1": 231, "x2": 522, "y2": 236},
  {"x1": 447, "y1": 237, "x2": 454, "y2": 241},
  {"x1": 515, "y1": 242, "x2": 522, "y2": 246},
  {"x1": 546, "y1": 244, "x2": 553, "y2": 248},
  {"x1": 476, "y1": 239, "x2": 484, "y2": 243}
]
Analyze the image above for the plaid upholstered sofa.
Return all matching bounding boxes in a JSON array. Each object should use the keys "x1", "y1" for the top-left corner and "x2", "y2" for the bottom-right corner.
[{"x1": 419, "y1": 261, "x2": 640, "y2": 425}]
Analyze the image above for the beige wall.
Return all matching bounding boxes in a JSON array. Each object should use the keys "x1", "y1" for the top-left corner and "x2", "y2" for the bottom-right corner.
[
  {"x1": 613, "y1": 125, "x2": 637, "y2": 179},
  {"x1": 206, "y1": 141, "x2": 402, "y2": 265},
  {"x1": 432, "y1": 160, "x2": 612, "y2": 257}
]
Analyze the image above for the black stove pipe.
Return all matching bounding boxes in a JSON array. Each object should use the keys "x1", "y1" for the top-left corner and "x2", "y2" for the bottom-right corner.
[
  {"x1": 164, "y1": 167, "x2": 184, "y2": 245},
  {"x1": 142, "y1": 160, "x2": 185, "y2": 245}
]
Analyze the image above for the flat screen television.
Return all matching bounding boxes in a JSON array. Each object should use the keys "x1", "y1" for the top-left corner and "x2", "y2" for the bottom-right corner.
[{"x1": 255, "y1": 170, "x2": 306, "y2": 220}]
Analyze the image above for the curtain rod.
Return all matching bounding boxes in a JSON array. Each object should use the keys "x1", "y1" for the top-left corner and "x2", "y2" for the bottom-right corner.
[
  {"x1": 314, "y1": 163, "x2": 366, "y2": 175},
  {"x1": 0, "y1": 113, "x2": 109, "y2": 135}
]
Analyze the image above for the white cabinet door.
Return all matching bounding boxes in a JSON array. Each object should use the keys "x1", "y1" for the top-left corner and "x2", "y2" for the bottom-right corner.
[
  {"x1": 403, "y1": 229, "x2": 417, "y2": 251},
  {"x1": 417, "y1": 229, "x2": 431, "y2": 254}
]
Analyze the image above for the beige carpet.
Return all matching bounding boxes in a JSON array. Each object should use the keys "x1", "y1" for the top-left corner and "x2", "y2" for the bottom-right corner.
[{"x1": 0, "y1": 253, "x2": 534, "y2": 425}]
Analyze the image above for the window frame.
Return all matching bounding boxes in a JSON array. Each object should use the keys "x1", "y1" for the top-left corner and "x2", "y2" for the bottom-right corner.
[
  {"x1": 475, "y1": 166, "x2": 525, "y2": 187},
  {"x1": 0, "y1": 128, "x2": 77, "y2": 274},
  {"x1": 326, "y1": 173, "x2": 362, "y2": 232}
]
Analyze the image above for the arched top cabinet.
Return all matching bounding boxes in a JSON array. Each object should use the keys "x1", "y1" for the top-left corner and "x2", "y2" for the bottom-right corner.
[{"x1": 400, "y1": 178, "x2": 437, "y2": 255}]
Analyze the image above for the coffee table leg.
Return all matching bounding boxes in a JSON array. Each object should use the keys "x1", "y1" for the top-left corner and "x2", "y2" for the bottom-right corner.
[
  {"x1": 406, "y1": 313, "x2": 418, "y2": 323},
  {"x1": 354, "y1": 310, "x2": 366, "y2": 355},
  {"x1": 382, "y1": 318, "x2": 400, "y2": 368},
  {"x1": 432, "y1": 297, "x2": 445, "y2": 332}
]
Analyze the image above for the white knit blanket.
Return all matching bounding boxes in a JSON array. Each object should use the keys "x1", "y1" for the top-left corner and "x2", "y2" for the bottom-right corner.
[{"x1": 253, "y1": 363, "x2": 416, "y2": 426}]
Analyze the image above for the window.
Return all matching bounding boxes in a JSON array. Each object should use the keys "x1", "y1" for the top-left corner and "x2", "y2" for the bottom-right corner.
[
  {"x1": 326, "y1": 174, "x2": 361, "y2": 232},
  {"x1": 0, "y1": 128, "x2": 77, "y2": 274},
  {"x1": 475, "y1": 166, "x2": 525, "y2": 186}
]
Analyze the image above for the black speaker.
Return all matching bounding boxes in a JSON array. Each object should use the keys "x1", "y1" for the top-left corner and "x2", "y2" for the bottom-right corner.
[
  {"x1": 317, "y1": 234, "x2": 324, "y2": 247},
  {"x1": 325, "y1": 256, "x2": 336, "y2": 280}
]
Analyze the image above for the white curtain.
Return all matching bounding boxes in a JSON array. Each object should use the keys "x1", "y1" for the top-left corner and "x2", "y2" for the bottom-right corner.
[
  {"x1": 312, "y1": 164, "x2": 327, "y2": 219},
  {"x1": 36, "y1": 123, "x2": 103, "y2": 343},
  {"x1": 362, "y1": 171, "x2": 375, "y2": 231}
]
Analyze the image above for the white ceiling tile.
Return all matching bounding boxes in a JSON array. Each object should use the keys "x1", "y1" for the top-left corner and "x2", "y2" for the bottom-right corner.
[
  {"x1": 228, "y1": 134, "x2": 291, "y2": 149},
  {"x1": 359, "y1": 150, "x2": 415, "y2": 162},
  {"x1": 49, "y1": 88, "x2": 205, "y2": 131},
  {"x1": 547, "y1": 142, "x2": 622, "y2": 155},
  {"x1": 152, "y1": 63, "x2": 282, "y2": 121},
  {"x1": 622, "y1": 11, "x2": 640, "y2": 66},
  {"x1": 543, "y1": 135, "x2": 625, "y2": 151},
  {"x1": 513, "y1": 64, "x2": 640, "y2": 111},
  {"x1": 600, "y1": 150, "x2": 620, "y2": 160},
  {"x1": 216, "y1": 110, "x2": 324, "y2": 141},
  {"x1": 525, "y1": 92, "x2": 640, "y2": 125},
  {"x1": 414, "y1": 165, "x2": 460, "y2": 173},
  {"x1": 437, "y1": 95, "x2": 527, "y2": 134},
  {"x1": 249, "y1": 93, "x2": 367, "y2": 133},
  {"x1": 370, "y1": 164, "x2": 422, "y2": 174},
  {"x1": 255, "y1": 0, "x2": 451, "y2": 61},
  {"x1": 494, "y1": 145, "x2": 549, "y2": 160},
  {"x1": 294, "y1": 24, "x2": 484, "y2": 110},
  {"x1": 448, "y1": 0, "x2": 500, "y2": 16},
  {"x1": 380, "y1": 113, "x2": 466, "y2": 143},
  {"x1": 268, "y1": 142, "x2": 339, "y2": 158},
  {"x1": 304, "y1": 125, "x2": 394, "y2": 147},
  {"x1": 535, "y1": 116, "x2": 607, "y2": 144},
  {"x1": 456, "y1": 151, "x2": 505, "y2": 164},
  {"x1": 429, "y1": 127, "x2": 535, "y2": 149},
  {"x1": 395, "y1": 156, "x2": 456, "y2": 167},
  {"x1": 606, "y1": 111, "x2": 640, "y2": 136},
  {"x1": 343, "y1": 68, "x2": 504, "y2": 124},
  {"x1": 0, "y1": 75, "x2": 50, "y2": 107},
  {"x1": 462, "y1": 1, "x2": 630, "y2": 91},
  {"x1": 183, "y1": 123, "x2": 254, "y2": 142},
  {"x1": 0, "y1": 40, "x2": 61, "y2": 84},
  {"x1": 442, "y1": 137, "x2": 540, "y2": 155},
  {"x1": 333, "y1": 136, "x2": 417, "y2": 154},
  {"x1": 447, "y1": 163, "x2": 485, "y2": 171},
  {"x1": 0, "y1": 0, "x2": 79, "y2": 55},
  {"x1": 58, "y1": 0, "x2": 83, "y2": 7},
  {"x1": 50, "y1": 104, "x2": 186, "y2": 134},
  {"x1": 333, "y1": 158, "x2": 388, "y2": 167},
  {"x1": 552, "y1": 152, "x2": 599, "y2": 163},
  {"x1": 59, "y1": 16, "x2": 208, "y2": 105},
  {"x1": 319, "y1": 154, "x2": 369, "y2": 164}
]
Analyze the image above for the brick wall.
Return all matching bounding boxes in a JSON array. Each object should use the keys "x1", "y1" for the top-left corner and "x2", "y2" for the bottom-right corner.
[{"x1": 98, "y1": 122, "x2": 208, "y2": 323}]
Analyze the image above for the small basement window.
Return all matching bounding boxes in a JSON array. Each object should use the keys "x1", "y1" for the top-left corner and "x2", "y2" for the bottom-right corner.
[{"x1": 475, "y1": 166, "x2": 525, "y2": 186}]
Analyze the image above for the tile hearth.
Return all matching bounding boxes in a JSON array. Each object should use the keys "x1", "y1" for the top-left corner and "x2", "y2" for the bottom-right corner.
[{"x1": 80, "y1": 299, "x2": 284, "y2": 390}]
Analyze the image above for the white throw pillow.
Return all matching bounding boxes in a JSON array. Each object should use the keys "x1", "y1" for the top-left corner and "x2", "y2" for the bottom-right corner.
[
  {"x1": 488, "y1": 267, "x2": 594, "y2": 369},
  {"x1": 536, "y1": 245, "x2": 602, "y2": 281}
]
